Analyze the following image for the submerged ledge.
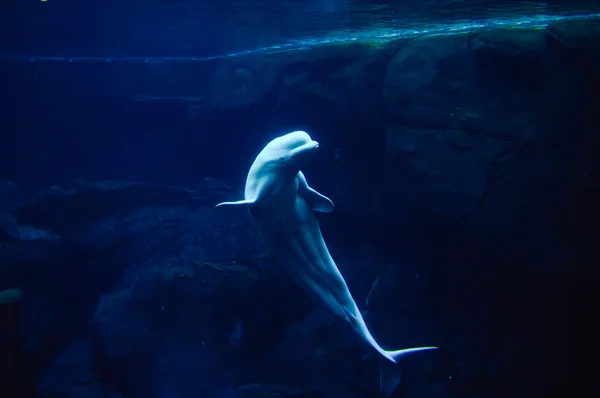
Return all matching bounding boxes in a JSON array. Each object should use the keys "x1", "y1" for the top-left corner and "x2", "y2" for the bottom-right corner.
[{"x1": 0, "y1": 12, "x2": 598, "y2": 63}]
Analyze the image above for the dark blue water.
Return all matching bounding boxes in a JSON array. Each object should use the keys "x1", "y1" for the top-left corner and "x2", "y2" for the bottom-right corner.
[{"x1": 1, "y1": 1, "x2": 600, "y2": 398}]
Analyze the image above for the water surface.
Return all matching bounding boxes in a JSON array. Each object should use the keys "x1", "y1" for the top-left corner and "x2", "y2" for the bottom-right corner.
[{"x1": 1, "y1": 0, "x2": 599, "y2": 59}]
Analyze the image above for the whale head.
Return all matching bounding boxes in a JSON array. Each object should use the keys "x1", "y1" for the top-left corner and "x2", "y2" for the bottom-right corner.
[
  {"x1": 216, "y1": 131, "x2": 319, "y2": 209},
  {"x1": 245, "y1": 131, "x2": 318, "y2": 204},
  {"x1": 256, "y1": 130, "x2": 319, "y2": 171}
]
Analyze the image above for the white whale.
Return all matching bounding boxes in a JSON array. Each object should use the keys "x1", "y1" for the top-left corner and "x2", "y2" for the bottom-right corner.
[{"x1": 216, "y1": 130, "x2": 437, "y2": 395}]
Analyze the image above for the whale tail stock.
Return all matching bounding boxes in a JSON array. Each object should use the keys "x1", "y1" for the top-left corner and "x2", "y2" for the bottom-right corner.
[
  {"x1": 379, "y1": 346, "x2": 437, "y2": 396},
  {"x1": 337, "y1": 302, "x2": 437, "y2": 395}
]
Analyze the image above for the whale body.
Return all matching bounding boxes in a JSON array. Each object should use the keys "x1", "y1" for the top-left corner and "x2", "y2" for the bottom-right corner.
[{"x1": 216, "y1": 130, "x2": 437, "y2": 394}]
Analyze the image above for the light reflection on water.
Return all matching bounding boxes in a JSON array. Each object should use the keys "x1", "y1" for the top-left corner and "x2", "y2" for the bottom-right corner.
[
  {"x1": 130, "y1": 0, "x2": 600, "y2": 56},
  {"x1": 1, "y1": 0, "x2": 599, "y2": 61}
]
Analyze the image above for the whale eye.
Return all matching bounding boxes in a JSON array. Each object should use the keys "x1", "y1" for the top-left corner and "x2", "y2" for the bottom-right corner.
[{"x1": 278, "y1": 156, "x2": 286, "y2": 163}]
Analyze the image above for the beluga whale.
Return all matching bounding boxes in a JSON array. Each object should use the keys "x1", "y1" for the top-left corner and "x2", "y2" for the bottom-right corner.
[{"x1": 216, "y1": 130, "x2": 437, "y2": 395}]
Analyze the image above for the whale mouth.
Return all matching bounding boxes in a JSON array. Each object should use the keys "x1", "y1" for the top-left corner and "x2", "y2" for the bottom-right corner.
[{"x1": 289, "y1": 141, "x2": 320, "y2": 161}]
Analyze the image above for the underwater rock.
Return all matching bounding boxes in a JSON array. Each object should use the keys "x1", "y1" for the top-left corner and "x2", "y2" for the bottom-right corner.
[
  {"x1": 544, "y1": 17, "x2": 600, "y2": 149},
  {"x1": 274, "y1": 41, "x2": 398, "y2": 125},
  {"x1": 383, "y1": 35, "x2": 471, "y2": 130},
  {"x1": 37, "y1": 340, "x2": 122, "y2": 398},
  {"x1": 30, "y1": 177, "x2": 302, "y2": 397},
  {"x1": 379, "y1": 21, "x2": 600, "y2": 270},
  {"x1": 546, "y1": 17, "x2": 600, "y2": 50},
  {"x1": 14, "y1": 179, "x2": 210, "y2": 230},
  {"x1": 243, "y1": 309, "x2": 377, "y2": 396},
  {"x1": 385, "y1": 125, "x2": 511, "y2": 214},
  {"x1": 5, "y1": 177, "x2": 271, "y2": 395},
  {"x1": 383, "y1": 28, "x2": 544, "y2": 141},
  {"x1": 0, "y1": 178, "x2": 244, "y2": 291},
  {"x1": 0, "y1": 205, "x2": 61, "y2": 291},
  {"x1": 540, "y1": 17, "x2": 600, "y2": 272},
  {"x1": 9, "y1": 178, "x2": 248, "y2": 253},
  {"x1": 90, "y1": 250, "x2": 309, "y2": 398},
  {"x1": 0, "y1": 204, "x2": 57, "y2": 247},
  {"x1": 209, "y1": 40, "x2": 398, "y2": 119},
  {"x1": 210, "y1": 56, "x2": 281, "y2": 110}
]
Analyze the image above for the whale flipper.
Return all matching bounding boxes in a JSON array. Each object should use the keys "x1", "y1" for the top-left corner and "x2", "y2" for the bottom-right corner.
[
  {"x1": 297, "y1": 171, "x2": 334, "y2": 213},
  {"x1": 215, "y1": 199, "x2": 255, "y2": 208}
]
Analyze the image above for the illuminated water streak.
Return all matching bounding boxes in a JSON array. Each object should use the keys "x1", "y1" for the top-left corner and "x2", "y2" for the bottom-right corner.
[{"x1": 0, "y1": 13, "x2": 597, "y2": 64}]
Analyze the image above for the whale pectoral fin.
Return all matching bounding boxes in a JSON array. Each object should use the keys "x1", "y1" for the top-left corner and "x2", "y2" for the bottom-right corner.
[
  {"x1": 215, "y1": 199, "x2": 255, "y2": 209},
  {"x1": 304, "y1": 188, "x2": 335, "y2": 213},
  {"x1": 297, "y1": 171, "x2": 335, "y2": 213}
]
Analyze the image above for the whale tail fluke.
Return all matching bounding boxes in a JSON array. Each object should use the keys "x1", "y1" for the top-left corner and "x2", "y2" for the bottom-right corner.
[{"x1": 379, "y1": 346, "x2": 437, "y2": 396}]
